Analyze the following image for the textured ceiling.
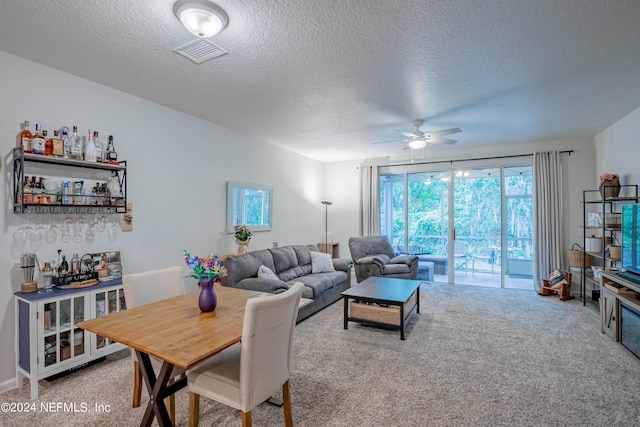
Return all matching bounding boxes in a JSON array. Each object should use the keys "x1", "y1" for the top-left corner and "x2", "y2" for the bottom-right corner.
[{"x1": 1, "y1": 0, "x2": 639, "y2": 162}]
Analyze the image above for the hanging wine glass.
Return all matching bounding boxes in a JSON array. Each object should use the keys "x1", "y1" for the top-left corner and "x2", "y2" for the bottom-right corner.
[
  {"x1": 29, "y1": 229, "x2": 43, "y2": 252},
  {"x1": 12, "y1": 227, "x2": 28, "y2": 250},
  {"x1": 85, "y1": 221, "x2": 96, "y2": 243},
  {"x1": 61, "y1": 216, "x2": 73, "y2": 243},
  {"x1": 108, "y1": 222, "x2": 119, "y2": 243},
  {"x1": 96, "y1": 214, "x2": 107, "y2": 232},
  {"x1": 73, "y1": 216, "x2": 85, "y2": 243},
  {"x1": 45, "y1": 224, "x2": 59, "y2": 244}
]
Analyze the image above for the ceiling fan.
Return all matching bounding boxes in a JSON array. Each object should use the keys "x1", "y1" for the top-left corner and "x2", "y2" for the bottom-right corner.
[{"x1": 373, "y1": 120, "x2": 462, "y2": 149}]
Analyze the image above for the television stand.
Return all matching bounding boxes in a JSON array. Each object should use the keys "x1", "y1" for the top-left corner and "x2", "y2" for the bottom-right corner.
[
  {"x1": 617, "y1": 271, "x2": 640, "y2": 286},
  {"x1": 600, "y1": 271, "x2": 640, "y2": 360}
]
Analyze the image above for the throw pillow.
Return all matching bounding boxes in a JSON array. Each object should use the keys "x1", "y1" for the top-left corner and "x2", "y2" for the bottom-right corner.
[
  {"x1": 310, "y1": 251, "x2": 336, "y2": 273},
  {"x1": 548, "y1": 269, "x2": 568, "y2": 290},
  {"x1": 257, "y1": 265, "x2": 279, "y2": 280}
]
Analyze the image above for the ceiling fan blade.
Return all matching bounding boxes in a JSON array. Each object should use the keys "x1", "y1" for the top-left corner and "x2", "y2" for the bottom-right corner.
[
  {"x1": 398, "y1": 130, "x2": 421, "y2": 138},
  {"x1": 428, "y1": 127, "x2": 462, "y2": 136},
  {"x1": 428, "y1": 136, "x2": 458, "y2": 145},
  {"x1": 371, "y1": 138, "x2": 405, "y2": 144}
]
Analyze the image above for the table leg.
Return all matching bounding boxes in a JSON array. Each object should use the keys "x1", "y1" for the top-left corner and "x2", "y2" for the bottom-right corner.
[
  {"x1": 400, "y1": 303, "x2": 405, "y2": 340},
  {"x1": 417, "y1": 286, "x2": 420, "y2": 314},
  {"x1": 136, "y1": 351, "x2": 186, "y2": 427},
  {"x1": 343, "y1": 297, "x2": 349, "y2": 329}
]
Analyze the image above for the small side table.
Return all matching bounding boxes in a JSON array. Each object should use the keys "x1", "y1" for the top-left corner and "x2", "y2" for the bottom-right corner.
[{"x1": 318, "y1": 242, "x2": 339, "y2": 258}]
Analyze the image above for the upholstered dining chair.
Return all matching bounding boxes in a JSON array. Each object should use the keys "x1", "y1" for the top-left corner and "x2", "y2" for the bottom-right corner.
[
  {"x1": 187, "y1": 282, "x2": 304, "y2": 427},
  {"x1": 122, "y1": 266, "x2": 186, "y2": 424}
]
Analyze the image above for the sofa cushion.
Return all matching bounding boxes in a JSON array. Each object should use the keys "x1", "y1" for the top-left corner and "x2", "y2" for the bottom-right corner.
[
  {"x1": 223, "y1": 249, "x2": 275, "y2": 287},
  {"x1": 310, "y1": 251, "x2": 336, "y2": 273},
  {"x1": 257, "y1": 265, "x2": 278, "y2": 280},
  {"x1": 288, "y1": 271, "x2": 347, "y2": 297},
  {"x1": 235, "y1": 277, "x2": 289, "y2": 293},
  {"x1": 270, "y1": 246, "x2": 298, "y2": 273}
]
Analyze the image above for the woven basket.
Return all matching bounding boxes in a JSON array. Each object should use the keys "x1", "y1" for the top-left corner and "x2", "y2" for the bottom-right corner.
[{"x1": 568, "y1": 243, "x2": 593, "y2": 268}]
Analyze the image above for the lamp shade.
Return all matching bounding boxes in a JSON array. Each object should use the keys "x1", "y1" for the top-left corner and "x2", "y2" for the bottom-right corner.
[{"x1": 174, "y1": 0, "x2": 228, "y2": 38}]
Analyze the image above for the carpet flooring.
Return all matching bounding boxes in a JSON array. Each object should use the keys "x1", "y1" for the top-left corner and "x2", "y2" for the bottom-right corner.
[{"x1": 2, "y1": 282, "x2": 640, "y2": 426}]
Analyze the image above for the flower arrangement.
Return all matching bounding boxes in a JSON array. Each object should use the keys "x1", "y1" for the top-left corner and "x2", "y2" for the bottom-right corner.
[
  {"x1": 599, "y1": 173, "x2": 619, "y2": 183},
  {"x1": 183, "y1": 250, "x2": 227, "y2": 282},
  {"x1": 234, "y1": 225, "x2": 253, "y2": 242}
]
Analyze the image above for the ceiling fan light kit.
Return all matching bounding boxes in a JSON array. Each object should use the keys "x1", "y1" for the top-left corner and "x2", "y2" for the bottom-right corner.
[
  {"x1": 174, "y1": 0, "x2": 228, "y2": 38},
  {"x1": 408, "y1": 139, "x2": 427, "y2": 149}
]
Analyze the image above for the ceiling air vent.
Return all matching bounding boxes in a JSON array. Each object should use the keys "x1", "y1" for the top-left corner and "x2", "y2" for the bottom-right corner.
[{"x1": 173, "y1": 39, "x2": 228, "y2": 64}]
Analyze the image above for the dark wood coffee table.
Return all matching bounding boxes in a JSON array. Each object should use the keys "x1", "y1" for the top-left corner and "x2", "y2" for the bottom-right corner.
[{"x1": 342, "y1": 276, "x2": 421, "y2": 340}]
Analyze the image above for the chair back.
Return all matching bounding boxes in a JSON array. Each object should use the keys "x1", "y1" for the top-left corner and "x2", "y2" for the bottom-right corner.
[
  {"x1": 239, "y1": 282, "x2": 304, "y2": 409},
  {"x1": 348, "y1": 236, "x2": 396, "y2": 261},
  {"x1": 122, "y1": 266, "x2": 185, "y2": 309},
  {"x1": 445, "y1": 240, "x2": 470, "y2": 257}
]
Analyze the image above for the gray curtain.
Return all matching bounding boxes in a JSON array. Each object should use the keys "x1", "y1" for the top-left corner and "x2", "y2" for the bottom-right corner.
[
  {"x1": 358, "y1": 158, "x2": 387, "y2": 236},
  {"x1": 533, "y1": 151, "x2": 563, "y2": 292}
]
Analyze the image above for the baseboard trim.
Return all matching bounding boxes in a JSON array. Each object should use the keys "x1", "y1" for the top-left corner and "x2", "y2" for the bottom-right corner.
[{"x1": 0, "y1": 377, "x2": 17, "y2": 394}]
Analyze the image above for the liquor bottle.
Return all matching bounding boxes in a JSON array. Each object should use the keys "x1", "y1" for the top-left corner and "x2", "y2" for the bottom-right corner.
[
  {"x1": 62, "y1": 181, "x2": 70, "y2": 205},
  {"x1": 58, "y1": 255, "x2": 69, "y2": 277},
  {"x1": 17, "y1": 121, "x2": 33, "y2": 152},
  {"x1": 23, "y1": 178, "x2": 33, "y2": 204},
  {"x1": 36, "y1": 177, "x2": 46, "y2": 204},
  {"x1": 84, "y1": 129, "x2": 97, "y2": 162},
  {"x1": 32, "y1": 124, "x2": 46, "y2": 155},
  {"x1": 44, "y1": 130, "x2": 53, "y2": 156},
  {"x1": 93, "y1": 131, "x2": 104, "y2": 162},
  {"x1": 69, "y1": 126, "x2": 83, "y2": 160},
  {"x1": 106, "y1": 135, "x2": 118, "y2": 164},
  {"x1": 52, "y1": 130, "x2": 64, "y2": 157},
  {"x1": 61, "y1": 128, "x2": 70, "y2": 158}
]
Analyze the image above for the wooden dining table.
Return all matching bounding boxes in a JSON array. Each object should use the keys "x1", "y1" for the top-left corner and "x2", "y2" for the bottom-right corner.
[{"x1": 77, "y1": 286, "x2": 265, "y2": 427}]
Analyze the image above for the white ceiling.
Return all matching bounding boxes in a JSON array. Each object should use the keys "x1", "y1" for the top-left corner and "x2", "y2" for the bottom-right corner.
[{"x1": 1, "y1": 0, "x2": 639, "y2": 162}]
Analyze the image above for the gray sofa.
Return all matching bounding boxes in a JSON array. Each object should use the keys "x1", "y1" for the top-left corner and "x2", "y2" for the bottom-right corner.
[{"x1": 221, "y1": 244, "x2": 353, "y2": 321}]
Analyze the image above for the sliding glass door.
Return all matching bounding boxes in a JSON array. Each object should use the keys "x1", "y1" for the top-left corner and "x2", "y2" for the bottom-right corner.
[
  {"x1": 452, "y1": 168, "x2": 501, "y2": 286},
  {"x1": 380, "y1": 164, "x2": 533, "y2": 289}
]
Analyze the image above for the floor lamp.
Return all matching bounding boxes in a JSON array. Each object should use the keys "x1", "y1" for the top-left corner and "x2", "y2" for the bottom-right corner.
[{"x1": 321, "y1": 201, "x2": 332, "y2": 254}]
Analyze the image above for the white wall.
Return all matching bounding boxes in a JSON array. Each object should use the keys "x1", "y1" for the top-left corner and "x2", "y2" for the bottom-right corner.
[
  {"x1": 595, "y1": 106, "x2": 640, "y2": 185},
  {"x1": 0, "y1": 51, "x2": 325, "y2": 386}
]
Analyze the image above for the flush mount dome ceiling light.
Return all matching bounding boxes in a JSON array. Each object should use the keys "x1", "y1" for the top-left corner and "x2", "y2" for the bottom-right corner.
[{"x1": 174, "y1": 0, "x2": 228, "y2": 38}]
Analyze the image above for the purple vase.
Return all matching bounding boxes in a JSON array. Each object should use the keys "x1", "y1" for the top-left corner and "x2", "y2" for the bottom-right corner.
[{"x1": 198, "y1": 278, "x2": 218, "y2": 312}]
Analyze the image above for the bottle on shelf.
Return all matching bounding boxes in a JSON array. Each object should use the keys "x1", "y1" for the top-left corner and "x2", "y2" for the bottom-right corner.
[
  {"x1": 62, "y1": 181, "x2": 70, "y2": 205},
  {"x1": 52, "y1": 130, "x2": 64, "y2": 157},
  {"x1": 107, "y1": 171, "x2": 122, "y2": 205},
  {"x1": 106, "y1": 135, "x2": 118, "y2": 164},
  {"x1": 69, "y1": 126, "x2": 83, "y2": 160},
  {"x1": 93, "y1": 131, "x2": 104, "y2": 162},
  {"x1": 71, "y1": 253, "x2": 80, "y2": 275},
  {"x1": 32, "y1": 124, "x2": 46, "y2": 155},
  {"x1": 23, "y1": 178, "x2": 33, "y2": 204},
  {"x1": 84, "y1": 129, "x2": 97, "y2": 162},
  {"x1": 60, "y1": 127, "x2": 71, "y2": 158},
  {"x1": 44, "y1": 130, "x2": 53, "y2": 156},
  {"x1": 36, "y1": 177, "x2": 46, "y2": 204},
  {"x1": 17, "y1": 121, "x2": 33, "y2": 153}
]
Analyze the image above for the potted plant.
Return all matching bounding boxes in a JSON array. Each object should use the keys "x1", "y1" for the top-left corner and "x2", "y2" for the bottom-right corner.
[
  {"x1": 599, "y1": 173, "x2": 620, "y2": 199},
  {"x1": 234, "y1": 225, "x2": 253, "y2": 254}
]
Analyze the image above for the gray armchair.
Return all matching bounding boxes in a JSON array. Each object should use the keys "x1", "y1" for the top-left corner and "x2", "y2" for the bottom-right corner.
[{"x1": 348, "y1": 236, "x2": 419, "y2": 283}]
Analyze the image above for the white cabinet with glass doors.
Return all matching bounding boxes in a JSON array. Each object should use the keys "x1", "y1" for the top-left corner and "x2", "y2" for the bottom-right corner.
[{"x1": 15, "y1": 280, "x2": 125, "y2": 399}]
